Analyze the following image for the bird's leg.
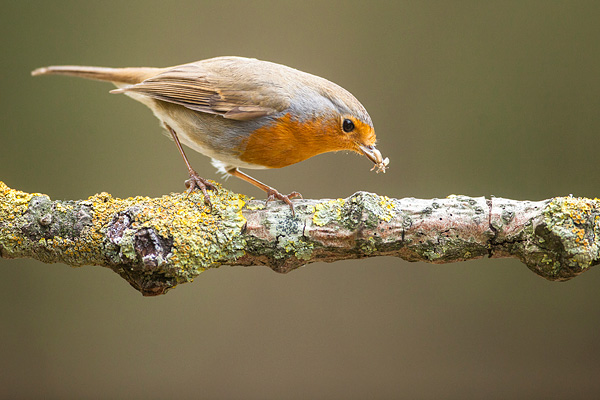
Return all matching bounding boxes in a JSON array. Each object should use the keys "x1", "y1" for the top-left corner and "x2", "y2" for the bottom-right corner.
[
  {"x1": 165, "y1": 124, "x2": 218, "y2": 206},
  {"x1": 227, "y1": 168, "x2": 302, "y2": 215}
]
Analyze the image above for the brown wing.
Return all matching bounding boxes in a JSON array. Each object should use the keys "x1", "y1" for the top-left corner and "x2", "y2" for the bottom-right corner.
[{"x1": 112, "y1": 62, "x2": 290, "y2": 121}]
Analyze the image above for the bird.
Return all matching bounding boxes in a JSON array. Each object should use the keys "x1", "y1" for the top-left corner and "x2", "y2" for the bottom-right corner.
[{"x1": 31, "y1": 56, "x2": 388, "y2": 213}]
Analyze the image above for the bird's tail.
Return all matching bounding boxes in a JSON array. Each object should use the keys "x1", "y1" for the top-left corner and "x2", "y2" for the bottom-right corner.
[{"x1": 31, "y1": 65, "x2": 161, "y2": 85}]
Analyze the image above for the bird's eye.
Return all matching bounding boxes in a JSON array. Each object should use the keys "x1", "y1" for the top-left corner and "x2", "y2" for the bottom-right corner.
[{"x1": 342, "y1": 119, "x2": 355, "y2": 133}]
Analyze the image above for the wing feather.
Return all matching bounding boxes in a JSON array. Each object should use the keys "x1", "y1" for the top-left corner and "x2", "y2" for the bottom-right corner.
[{"x1": 113, "y1": 62, "x2": 290, "y2": 121}]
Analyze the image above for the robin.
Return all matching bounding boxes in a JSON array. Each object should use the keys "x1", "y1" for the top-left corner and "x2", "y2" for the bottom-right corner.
[{"x1": 32, "y1": 56, "x2": 388, "y2": 213}]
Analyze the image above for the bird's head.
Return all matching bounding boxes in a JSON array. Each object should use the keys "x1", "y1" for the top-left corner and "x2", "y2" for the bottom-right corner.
[
  {"x1": 320, "y1": 83, "x2": 388, "y2": 173},
  {"x1": 239, "y1": 76, "x2": 388, "y2": 172}
]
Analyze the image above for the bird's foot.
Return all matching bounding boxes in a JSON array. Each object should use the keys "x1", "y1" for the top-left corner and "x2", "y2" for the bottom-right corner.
[
  {"x1": 185, "y1": 170, "x2": 218, "y2": 208},
  {"x1": 265, "y1": 189, "x2": 302, "y2": 216}
]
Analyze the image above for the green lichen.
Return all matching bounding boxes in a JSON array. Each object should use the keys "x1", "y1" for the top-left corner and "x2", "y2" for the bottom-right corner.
[
  {"x1": 1, "y1": 180, "x2": 249, "y2": 288},
  {"x1": 346, "y1": 192, "x2": 397, "y2": 229},
  {"x1": 245, "y1": 201, "x2": 265, "y2": 211},
  {"x1": 312, "y1": 193, "x2": 397, "y2": 229},
  {"x1": 108, "y1": 187, "x2": 248, "y2": 282},
  {"x1": 116, "y1": 230, "x2": 138, "y2": 262},
  {"x1": 408, "y1": 231, "x2": 489, "y2": 263},
  {"x1": 281, "y1": 237, "x2": 314, "y2": 261},
  {"x1": 254, "y1": 212, "x2": 312, "y2": 261},
  {"x1": 0, "y1": 183, "x2": 98, "y2": 265},
  {"x1": 542, "y1": 197, "x2": 600, "y2": 274},
  {"x1": 0, "y1": 182, "x2": 42, "y2": 256},
  {"x1": 313, "y1": 198, "x2": 345, "y2": 226},
  {"x1": 359, "y1": 236, "x2": 378, "y2": 255},
  {"x1": 421, "y1": 247, "x2": 443, "y2": 261},
  {"x1": 371, "y1": 194, "x2": 397, "y2": 223},
  {"x1": 271, "y1": 192, "x2": 399, "y2": 263}
]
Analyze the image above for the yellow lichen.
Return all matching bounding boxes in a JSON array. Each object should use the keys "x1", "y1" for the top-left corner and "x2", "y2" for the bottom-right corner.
[
  {"x1": 376, "y1": 195, "x2": 397, "y2": 222},
  {"x1": 312, "y1": 198, "x2": 345, "y2": 226},
  {"x1": 544, "y1": 197, "x2": 600, "y2": 270},
  {"x1": 1, "y1": 180, "x2": 249, "y2": 283}
]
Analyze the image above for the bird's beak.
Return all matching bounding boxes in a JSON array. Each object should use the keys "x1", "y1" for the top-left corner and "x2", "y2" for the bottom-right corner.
[{"x1": 358, "y1": 144, "x2": 389, "y2": 173}]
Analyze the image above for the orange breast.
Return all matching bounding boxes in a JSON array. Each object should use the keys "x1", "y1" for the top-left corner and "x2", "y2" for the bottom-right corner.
[{"x1": 240, "y1": 113, "x2": 352, "y2": 168}]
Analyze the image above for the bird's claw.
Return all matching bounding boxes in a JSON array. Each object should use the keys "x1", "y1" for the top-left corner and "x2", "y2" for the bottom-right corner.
[
  {"x1": 265, "y1": 189, "x2": 302, "y2": 216},
  {"x1": 185, "y1": 170, "x2": 218, "y2": 208}
]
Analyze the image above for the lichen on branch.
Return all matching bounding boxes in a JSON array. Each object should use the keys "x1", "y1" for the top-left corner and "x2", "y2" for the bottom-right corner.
[{"x1": 1, "y1": 181, "x2": 598, "y2": 296}]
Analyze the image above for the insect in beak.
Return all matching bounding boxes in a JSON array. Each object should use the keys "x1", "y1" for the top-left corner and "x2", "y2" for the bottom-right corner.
[{"x1": 358, "y1": 144, "x2": 389, "y2": 173}]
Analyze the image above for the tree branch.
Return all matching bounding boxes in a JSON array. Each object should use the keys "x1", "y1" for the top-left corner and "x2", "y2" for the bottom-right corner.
[{"x1": 1, "y1": 181, "x2": 598, "y2": 296}]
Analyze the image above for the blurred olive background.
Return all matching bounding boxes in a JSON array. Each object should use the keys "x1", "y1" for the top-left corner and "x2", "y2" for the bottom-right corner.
[{"x1": 2, "y1": 1, "x2": 600, "y2": 399}]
